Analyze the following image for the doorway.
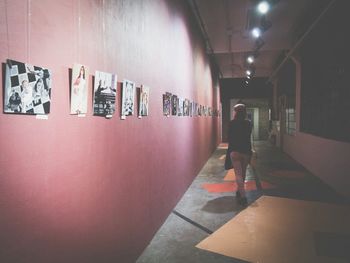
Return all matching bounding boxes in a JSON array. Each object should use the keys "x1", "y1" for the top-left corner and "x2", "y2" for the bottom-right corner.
[{"x1": 247, "y1": 108, "x2": 259, "y2": 140}]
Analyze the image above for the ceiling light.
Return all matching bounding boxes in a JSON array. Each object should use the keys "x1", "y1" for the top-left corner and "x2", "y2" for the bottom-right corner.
[
  {"x1": 257, "y1": 1, "x2": 270, "y2": 15},
  {"x1": 251, "y1": 27, "x2": 261, "y2": 38},
  {"x1": 247, "y1": 55, "x2": 254, "y2": 64},
  {"x1": 247, "y1": 75, "x2": 251, "y2": 79},
  {"x1": 246, "y1": 70, "x2": 252, "y2": 76}
]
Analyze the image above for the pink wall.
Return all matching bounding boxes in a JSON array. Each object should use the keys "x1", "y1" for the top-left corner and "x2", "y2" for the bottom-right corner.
[{"x1": 0, "y1": 1, "x2": 221, "y2": 262}]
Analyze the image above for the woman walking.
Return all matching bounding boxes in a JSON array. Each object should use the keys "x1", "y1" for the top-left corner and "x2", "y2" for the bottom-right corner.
[{"x1": 227, "y1": 104, "x2": 252, "y2": 206}]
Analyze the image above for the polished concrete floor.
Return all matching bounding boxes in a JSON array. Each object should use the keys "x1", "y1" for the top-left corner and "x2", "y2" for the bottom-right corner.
[{"x1": 136, "y1": 141, "x2": 349, "y2": 263}]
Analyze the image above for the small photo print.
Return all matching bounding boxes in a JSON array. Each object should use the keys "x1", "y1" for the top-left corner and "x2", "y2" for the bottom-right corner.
[
  {"x1": 178, "y1": 97, "x2": 184, "y2": 116},
  {"x1": 4, "y1": 59, "x2": 52, "y2": 115},
  {"x1": 93, "y1": 71, "x2": 117, "y2": 117},
  {"x1": 171, "y1": 95, "x2": 178, "y2": 116},
  {"x1": 163, "y1": 92, "x2": 171, "y2": 116},
  {"x1": 71, "y1": 64, "x2": 89, "y2": 114},
  {"x1": 183, "y1": 99, "x2": 190, "y2": 116},
  {"x1": 189, "y1": 101, "x2": 193, "y2": 117},
  {"x1": 139, "y1": 85, "x2": 149, "y2": 116},
  {"x1": 121, "y1": 79, "x2": 136, "y2": 116}
]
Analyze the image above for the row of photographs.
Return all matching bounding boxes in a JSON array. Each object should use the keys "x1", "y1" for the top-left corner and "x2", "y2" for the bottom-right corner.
[
  {"x1": 3, "y1": 59, "x2": 219, "y2": 118},
  {"x1": 162, "y1": 92, "x2": 219, "y2": 117},
  {"x1": 3, "y1": 60, "x2": 148, "y2": 117}
]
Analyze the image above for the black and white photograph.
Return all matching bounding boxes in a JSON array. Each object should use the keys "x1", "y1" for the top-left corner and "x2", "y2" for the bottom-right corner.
[
  {"x1": 93, "y1": 71, "x2": 117, "y2": 117},
  {"x1": 189, "y1": 101, "x2": 193, "y2": 117},
  {"x1": 171, "y1": 94, "x2": 178, "y2": 116},
  {"x1": 139, "y1": 85, "x2": 149, "y2": 116},
  {"x1": 121, "y1": 79, "x2": 136, "y2": 116},
  {"x1": 178, "y1": 97, "x2": 184, "y2": 116},
  {"x1": 183, "y1": 99, "x2": 189, "y2": 116},
  {"x1": 4, "y1": 59, "x2": 52, "y2": 115},
  {"x1": 163, "y1": 92, "x2": 171, "y2": 116},
  {"x1": 193, "y1": 102, "x2": 198, "y2": 116}
]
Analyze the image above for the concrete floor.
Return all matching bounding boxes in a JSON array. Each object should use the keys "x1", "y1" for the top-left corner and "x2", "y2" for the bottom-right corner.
[{"x1": 136, "y1": 141, "x2": 348, "y2": 263}]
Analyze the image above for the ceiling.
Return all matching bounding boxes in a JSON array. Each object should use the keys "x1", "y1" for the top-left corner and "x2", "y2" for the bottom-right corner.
[{"x1": 188, "y1": 0, "x2": 322, "y2": 80}]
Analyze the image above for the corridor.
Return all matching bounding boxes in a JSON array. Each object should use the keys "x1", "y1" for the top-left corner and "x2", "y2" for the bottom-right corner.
[
  {"x1": 1, "y1": 1, "x2": 350, "y2": 262},
  {"x1": 137, "y1": 141, "x2": 349, "y2": 263}
]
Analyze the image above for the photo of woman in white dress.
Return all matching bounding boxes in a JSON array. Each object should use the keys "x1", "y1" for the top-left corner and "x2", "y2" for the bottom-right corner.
[{"x1": 70, "y1": 64, "x2": 88, "y2": 114}]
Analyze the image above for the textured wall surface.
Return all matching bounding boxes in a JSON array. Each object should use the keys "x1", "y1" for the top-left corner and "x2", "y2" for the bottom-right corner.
[{"x1": 0, "y1": 0, "x2": 221, "y2": 262}]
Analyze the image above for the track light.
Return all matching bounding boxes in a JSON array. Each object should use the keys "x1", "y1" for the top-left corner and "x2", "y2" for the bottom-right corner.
[
  {"x1": 257, "y1": 1, "x2": 270, "y2": 15},
  {"x1": 261, "y1": 16, "x2": 272, "y2": 31},
  {"x1": 251, "y1": 27, "x2": 261, "y2": 38},
  {"x1": 247, "y1": 55, "x2": 254, "y2": 64},
  {"x1": 255, "y1": 37, "x2": 265, "y2": 50}
]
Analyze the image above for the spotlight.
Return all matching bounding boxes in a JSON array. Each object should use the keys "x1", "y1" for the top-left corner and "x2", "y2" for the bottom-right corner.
[
  {"x1": 247, "y1": 55, "x2": 254, "y2": 64},
  {"x1": 247, "y1": 75, "x2": 251, "y2": 79},
  {"x1": 246, "y1": 70, "x2": 252, "y2": 76},
  {"x1": 245, "y1": 80, "x2": 249, "y2": 84},
  {"x1": 251, "y1": 27, "x2": 261, "y2": 38},
  {"x1": 257, "y1": 1, "x2": 270, "y2": 15}
]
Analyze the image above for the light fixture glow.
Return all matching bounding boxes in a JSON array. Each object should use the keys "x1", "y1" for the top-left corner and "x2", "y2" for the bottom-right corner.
[
  {"x1": 246, "y1": 70, "x2": 252, "y2": 76},
  {"x1": 247, "y1": 75, "x2": 251, "y2": 79},
  {"x1": 251, "y1": 27, "x2": 261, "y2": 38},
  {"x1": 247, "y1": 56, "x2": 254, "y2": 64},
  {"x1": 257, "y1": 1, "x2": 270, "y2": 14}
]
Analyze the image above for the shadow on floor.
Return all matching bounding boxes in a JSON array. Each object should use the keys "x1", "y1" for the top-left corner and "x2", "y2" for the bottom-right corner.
[{"x1": 201, "y1": 196, "x2": 242, "y2": 214}]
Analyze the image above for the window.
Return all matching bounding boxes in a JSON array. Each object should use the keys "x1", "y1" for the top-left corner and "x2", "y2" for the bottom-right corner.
[
  {"x1": 300, "y1": 1, "x2": 350, "y2": 142},
  {"x1": 277, "y1": 60, "x2": 296, "y2": 136}
]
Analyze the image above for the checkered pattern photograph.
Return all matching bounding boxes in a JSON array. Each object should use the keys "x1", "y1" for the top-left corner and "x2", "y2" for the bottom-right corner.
[{"x1": 4, "y1": 59, "x2": 52, "y2": 115}]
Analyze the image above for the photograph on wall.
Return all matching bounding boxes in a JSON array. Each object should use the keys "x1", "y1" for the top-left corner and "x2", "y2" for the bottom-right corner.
[
  {"x1": 121, "y1": 79, "x2": 136, "y2": 116},
  {"x1": 163, "y1": 92, "x2": 171, "y2": 116},
  {"x1": 70, "y1": 64, "x2": 89, "y2": 114},
  {"x1": 194, "y1": 102, "x2": 198, "y2": 116},
  {"x1": 4, "y1": 59, "x2": 52, "y2": 115},
  {"x1": 189, "y1": 101, "x2": 193, "y2": 117},
  {"x1": 171, "y1": 94, "x2": 178, "y2": 116},
  {"x1": 93, "y1": 71, "x2": 117, "y2": 117},
  {"x1": 178, "y1": 97, "x2": 184, "y2": 116},
  {"x1": 183, "y1": 99, "x2": 189, "y2": 116},
  {"x1": 139, "y1": 85, "x2": 149, "y2": 116}
]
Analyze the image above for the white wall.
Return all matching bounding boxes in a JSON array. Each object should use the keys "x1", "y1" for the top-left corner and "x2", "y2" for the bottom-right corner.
[{"x1": 282, "y1": 57, "x2": 350, "y2": 198}]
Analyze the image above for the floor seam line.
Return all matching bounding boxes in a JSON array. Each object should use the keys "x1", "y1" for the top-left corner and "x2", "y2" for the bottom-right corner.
[{"x1": 172, "y1": 210, "x2": 213, "y2": 234}]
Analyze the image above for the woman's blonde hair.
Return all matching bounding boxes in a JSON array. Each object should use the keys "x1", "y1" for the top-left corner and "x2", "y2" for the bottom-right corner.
[{"x1": 233, "y1": 103, "x2": 246, "y2": 120}]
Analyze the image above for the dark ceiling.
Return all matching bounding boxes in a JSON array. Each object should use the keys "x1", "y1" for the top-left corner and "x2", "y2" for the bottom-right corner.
[{"x1": 187, "y1": 0, "x2": 334, "y2": 82}]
